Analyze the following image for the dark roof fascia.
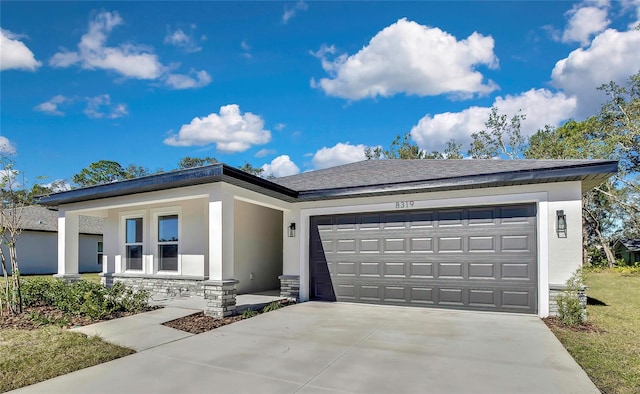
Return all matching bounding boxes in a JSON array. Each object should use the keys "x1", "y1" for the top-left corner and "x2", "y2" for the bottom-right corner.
[
  {"x1": 38, "y1": 164, "x2": 298, "y2": 206},
  {"x1": 295, "y1": 160, "x2": 619, "y2": 201}
]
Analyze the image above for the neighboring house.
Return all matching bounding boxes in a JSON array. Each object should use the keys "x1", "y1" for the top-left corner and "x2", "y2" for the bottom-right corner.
[
  {"x1": 39, "y1": 159, "x2": 617, "y2": 318},
  {"x1": 613, "y1": 239, "x2": 640, "y2": 265},
  {"x1": 0, "y1": 205, "x2": 103, "y2": 275}
]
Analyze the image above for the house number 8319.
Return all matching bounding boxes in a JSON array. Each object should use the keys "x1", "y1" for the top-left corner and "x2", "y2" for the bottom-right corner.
[{"x1": 395, "y1": 201, "x2": 414, "y2": 209}]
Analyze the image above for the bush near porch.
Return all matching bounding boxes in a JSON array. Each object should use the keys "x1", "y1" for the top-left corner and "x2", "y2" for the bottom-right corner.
[
  {"x1": 547, "y1": 268, "x2": 640, "y2": 394},
  {"x1": 0, "y1": 275, "x2": 151, "y2": 391}
]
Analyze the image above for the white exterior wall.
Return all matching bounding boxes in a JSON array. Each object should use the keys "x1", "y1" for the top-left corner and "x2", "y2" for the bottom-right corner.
[
  {"x1": 234, "y1": 200, "x2": 283, "y2": 294},
  {"x1": 1, "y1": 231, "x2": 102, "y2": 275}
]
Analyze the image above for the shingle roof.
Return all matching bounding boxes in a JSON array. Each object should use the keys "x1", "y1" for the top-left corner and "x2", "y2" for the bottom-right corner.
[
  {"x1": 617, "y1": 239, "x2": 640, "y2": 252},
  {"x1": 12, "y1": 205, "x2": 103, "y2": 234},
  {"x1": 39, "y1": 159, "x2": 618, "y2": 206},
  {"x1": 272, "y1": 159, "x2": 618, "y2": 199}
]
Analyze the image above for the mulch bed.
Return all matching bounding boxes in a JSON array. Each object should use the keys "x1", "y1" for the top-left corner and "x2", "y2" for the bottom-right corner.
[
  {"x1": 0, "y1": 305, "x2": 153, "y2": 331},
  {"x1": 163, "y1": 299, "x2": 296, "y2": 334},
  {"x1": 163, "y1": 313, "x2": 245, "y2": 334},
  {"x1": 543, "y1": 316, "x2": 606, "y2": 333}
]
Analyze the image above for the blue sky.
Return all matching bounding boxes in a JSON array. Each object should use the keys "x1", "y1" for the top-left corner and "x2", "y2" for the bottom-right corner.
[{"x1": 1, "y1": 1, "x2": 639, "y2": 187}]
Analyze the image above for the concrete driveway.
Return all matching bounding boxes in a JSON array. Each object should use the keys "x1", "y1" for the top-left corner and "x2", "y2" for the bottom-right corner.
[{"x1": 15, "y1": 302, "x2": 598, "y2": 394}]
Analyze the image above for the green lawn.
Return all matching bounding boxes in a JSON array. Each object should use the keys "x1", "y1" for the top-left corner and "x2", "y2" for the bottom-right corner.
[
  {"x1": 548, "y1": 270, "x2": 640, "y2": 394},
  {"x1": 0, "y1": 327, "x2": 134, "y2": 392}
]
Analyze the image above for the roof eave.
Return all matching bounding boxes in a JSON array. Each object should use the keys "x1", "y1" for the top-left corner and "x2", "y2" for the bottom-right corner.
[
  {"x1": 38, "y1": 164, "x2": 298, "y2": 206},
  {"x1": 295, "y1": 161, "x2": 619, "y2": 200}
]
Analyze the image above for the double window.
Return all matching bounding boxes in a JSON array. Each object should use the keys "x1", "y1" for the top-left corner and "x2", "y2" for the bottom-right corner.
[{"x1": 125, "y1": 218, "x2": 143, "y2": 270}]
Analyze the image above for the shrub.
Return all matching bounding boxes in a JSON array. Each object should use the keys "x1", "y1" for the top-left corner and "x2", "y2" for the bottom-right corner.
[
  {"x1": 555, "y1": 269, "x2": 586, "y2": 326},
  {"x1": 21, "y1": 278, "x2": 150, "y2": 320},
  {"x1": 262, "y1": 301, "x2": 282, "y2": 313},
  {"x1": 241, "y1": 309, "x2": 258, "y2": 318}
]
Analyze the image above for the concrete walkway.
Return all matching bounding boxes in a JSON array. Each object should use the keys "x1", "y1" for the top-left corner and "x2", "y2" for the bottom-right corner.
[
  {"x1": 72, "y1": 292, "x2": 285, "y2": 351},
  {"x1": 15, "y1": 302, "x2": 598, "y2": 394}
]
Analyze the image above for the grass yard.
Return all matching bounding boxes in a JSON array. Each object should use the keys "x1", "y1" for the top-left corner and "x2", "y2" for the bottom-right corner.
[
  {"x1": 0, "y1": 327, "x2": 134, "y2": 392},
  {"x1": 548, "y1": 270, "x2": 640, "y2": 394}
]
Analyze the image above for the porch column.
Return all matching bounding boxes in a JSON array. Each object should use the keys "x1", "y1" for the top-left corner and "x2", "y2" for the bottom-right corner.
[
  {"x1": 54, "y1": 211, "x2": 81, "y2": 282},
  {"x1": 206, "y1": 190, "x2": 237, "y2": 317}
]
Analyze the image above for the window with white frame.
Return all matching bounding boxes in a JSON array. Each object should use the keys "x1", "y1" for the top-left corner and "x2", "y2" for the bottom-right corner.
[
  {"x1": 157, "y1": 214, "x2": 178, "y2": 271},
  {"x1": 125, "y1": 218, "x2": 143, "y2": 270},
  {"x1": 97, "y1": 241, "x2": 103, "y2": 265}
]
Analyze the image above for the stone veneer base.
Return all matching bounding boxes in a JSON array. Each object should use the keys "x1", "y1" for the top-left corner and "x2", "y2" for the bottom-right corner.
[{"x1": 278, "y1": 275, "x2": 300, "y2": 301}]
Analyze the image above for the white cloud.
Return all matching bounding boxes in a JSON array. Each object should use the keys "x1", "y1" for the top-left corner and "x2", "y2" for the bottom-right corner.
[
  {"x1": 0, "y1": 29, "x2": 41, "y2": 71},
  {"x1": 313, "y1": 18, "x2": 498, "y2": 100},
  {"x1": 551, "y1": 27, "x2": 640, "y2": 117},
  {"x1": 0, "y1": 136, "x2": 17, "y2": 155},
  {"x1": 622, "y1": 0, "x2": 640, "y2": 28},
  {"x1": 50, "y1": 11, "x2": 210, "y2": 89},
  {"x1": 261, "y1": 155, "x2": 300, "y2": 177},
  {"x1": 164, "y1": 104, "x2": 271, "y2": 152},
  {"x1": 34, "y1": 95, "x2": 70, "y2": 116},
  {"x1": 282, "y1": 1, "x2": 308, "y2": 24},
  {"x1": 84, "y1": 94, "x2": 128, "y2": 119},
  {"x1": 164, "y1": 28, "x2": 202, "y2": 53},
  {"x1": 561, "y1": 2, "x2": 611, "y2": 46},
  {"x1": 274, "y1": 123, "x2": 286, "y2": 131},
  {"x1": 311, "y1": 142, "x2": 368, "y2": 169},
  {"x1": 164, "y1": 69, "x2": 211, "y2": 89},
  {"x1": 410, "y1": 89, "x2": 577, "y2": 152},
  {"x1": 255, "y1": 148, "x2": 276, "y2": 158},
  {"x1": 50, "y1": 11, "x2": 163, "y2": 79}
]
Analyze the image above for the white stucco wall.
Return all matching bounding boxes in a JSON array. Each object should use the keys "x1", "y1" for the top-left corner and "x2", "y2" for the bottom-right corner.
[
  {"x1": 234, "y1": 200, "x2": 283, "y2": 294},
  {"x1": 1, "y1": 231, "x2": 102, "y2": 274},
  {"x1": 101, "y1": 197, "x2": 208, "y2": 277}
]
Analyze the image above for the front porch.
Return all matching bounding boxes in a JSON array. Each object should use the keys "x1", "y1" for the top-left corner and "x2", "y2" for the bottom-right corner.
[{"x1": 54, "y1": 182, "x2": 300, "y2": 317}]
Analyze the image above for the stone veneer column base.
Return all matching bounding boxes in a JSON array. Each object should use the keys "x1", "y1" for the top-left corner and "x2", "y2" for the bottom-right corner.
[
  {"x1": 203, "y1": 279, "x2": 239, "y2": 318},
  {"x1": 278, "y1": 275, "x2": 300, "y2": 301},
  {"x1": 549, "y1": 284, "x2": 587, "y2": 319},
  {"x1": 99, "y1": 273, "x2": 115, "y2": 287},
  {"x1": 53, "y1": 274, "x2": 82, "y2": 284}
]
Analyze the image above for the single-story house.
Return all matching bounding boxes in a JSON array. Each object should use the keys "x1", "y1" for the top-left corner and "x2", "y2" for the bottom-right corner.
[
  {"x1": 613, "y1": 238, "x2": 640, "y2": 265},
  {"x1": 39, "y1": 159, "x2": 617, "y2": 318},
  {"x1": 0, "y1": 205, "x2": 103, "y2": 275}
]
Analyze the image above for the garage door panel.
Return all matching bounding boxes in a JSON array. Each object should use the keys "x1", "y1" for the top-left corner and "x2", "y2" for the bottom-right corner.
[
  {"x1": 410, "y1": 237, "x2": 434, "y2": 253},
  {"x1": 438, "y1": 237, "x2": 464, "y2": 252},
  {"x1": 468, "y1": 263, "x2": 495, "y2": 279},
  {"x1": 468, "y1": 236, "x2": 495, "y2": 252},
  {"x1": 384, "y1": 238, "x2": 406, "y2": 253},
  {"x1": 410, "y1": 262, "x2": 434, "y2": 278},
  {"x1": 309, "y1": 203, "x2": 537, "y2": 313}
]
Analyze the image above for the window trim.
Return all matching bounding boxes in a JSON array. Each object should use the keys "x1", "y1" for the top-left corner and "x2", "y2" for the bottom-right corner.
[
  {"x1": 151, "y1": 207, "x2": 182, "y2": 275},
  {"x1": 97, "y1": 241, "x2": 104, "y2": 265},
  {"x1": 120, "y1": 210, "x2": 147, "y2": 273}
]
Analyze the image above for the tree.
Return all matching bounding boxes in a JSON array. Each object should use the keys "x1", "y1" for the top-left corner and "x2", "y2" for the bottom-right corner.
[
  {"x1": 364, "y1": 134, "x2": 463, "y2": 160},
  {"x1": 177, "y1": 156, "x2": 218, "y2": 169},
  {"x1": 72, "y1": 160, "x2": 128, "y2": 187},
  {"x1": 124, "y1": 164, "x2": 151, "y2": 179},
  {"x1": 237, "y1": 162, "x2": 265, "y2": 177},
  {"x1": 468, "y1": 107, "x2": 526, "y2": 159},
  {"x1": 0, "y1": 161, "x2": 29, "y2": 315}
]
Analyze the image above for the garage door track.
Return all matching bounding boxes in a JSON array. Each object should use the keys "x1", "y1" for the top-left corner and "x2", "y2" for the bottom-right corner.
[{"x1": 14, "y1": 302, "x2": 598, "y2": 394}]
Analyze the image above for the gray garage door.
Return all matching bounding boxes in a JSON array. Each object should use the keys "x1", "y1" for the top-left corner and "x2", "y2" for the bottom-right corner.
[{"x1": 309, "y1": 204, "x2": 537, "y2": 313}]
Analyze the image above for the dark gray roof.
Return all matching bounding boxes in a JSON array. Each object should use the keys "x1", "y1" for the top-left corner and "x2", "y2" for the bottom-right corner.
[
  {"x1": 616, "y1": 239, "x2": 640, "y2": 252},
  {"x1": 39, "y1": 159, "x2": 617, "y2": 206},
  {"x1": 14, "y1": 205, "x2": 103, "y2": 234},
  {"x1": 273, "y1": 159, "x2": 618, "y2": 200}
]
